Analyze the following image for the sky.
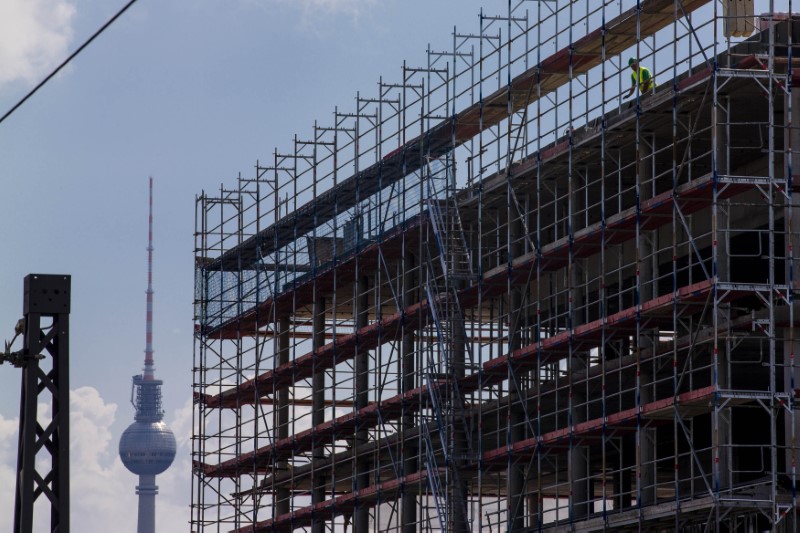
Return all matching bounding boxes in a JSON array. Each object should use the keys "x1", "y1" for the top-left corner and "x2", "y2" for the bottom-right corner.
[{"x1": 0, "y1": 0, "x2": 501, "y2": 530}]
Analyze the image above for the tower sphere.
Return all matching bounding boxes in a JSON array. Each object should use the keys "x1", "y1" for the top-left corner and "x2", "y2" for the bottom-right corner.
[{"x1": 119, "y1": 420, "x2": 176, "y2": 476}]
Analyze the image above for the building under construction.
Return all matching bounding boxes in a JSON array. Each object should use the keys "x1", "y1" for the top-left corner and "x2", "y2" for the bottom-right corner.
[{"x1": 192, "y1": 1, "x2": 800, "y2": 530}]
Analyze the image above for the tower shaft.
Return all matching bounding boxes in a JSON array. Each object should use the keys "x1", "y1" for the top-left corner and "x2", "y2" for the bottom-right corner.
[{"x1": 136, "y1": 474, "x2": 157, "y2": 533}]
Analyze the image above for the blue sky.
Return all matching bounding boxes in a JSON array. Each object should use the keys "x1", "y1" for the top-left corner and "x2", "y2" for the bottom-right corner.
[{"x1": 0, "y1": 0, "x2": 498, "y2": 530}]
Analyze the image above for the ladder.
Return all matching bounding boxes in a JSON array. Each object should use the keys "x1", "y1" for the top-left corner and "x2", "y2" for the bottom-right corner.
[
  {"x1": 419, "y1": 155, "x2": 478, "y2": 531},
  {"x1": 421, "y1": 373, "x2": 448, "y2": 532},
  {"x1": 426, "y1": 163, "x2": 474, "y2": 282}
]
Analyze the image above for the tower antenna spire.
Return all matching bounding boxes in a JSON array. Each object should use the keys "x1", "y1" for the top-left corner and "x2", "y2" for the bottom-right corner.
[{"x1": 144, "y1": 176, "x2": 155, "y2": 380}]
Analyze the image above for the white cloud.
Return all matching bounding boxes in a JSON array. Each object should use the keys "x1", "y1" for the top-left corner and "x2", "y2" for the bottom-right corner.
[
  {"x1": 292, "y1": 0, "x2": 375, "y2": 16},
  {"x1": 246, "y1": 0, "x2": 376, "y2": 25},
  {"x1": 0, "y1": 0, "x2": 76, "y2": 87},
  {"x1": 0, "y1": 417, "x2": 17, "y2": 527},
  {"x1": 0, "y1": 387, "x2": 191, "y2": 533}
]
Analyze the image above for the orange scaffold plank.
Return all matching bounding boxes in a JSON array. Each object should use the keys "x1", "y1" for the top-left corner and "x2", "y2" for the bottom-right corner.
[
  {"x1": 452, "y1": 0, "x2": 710, "y2": 142},
  {"x1": 205, "y1": 0, "x2": 710, "y2": 279}
]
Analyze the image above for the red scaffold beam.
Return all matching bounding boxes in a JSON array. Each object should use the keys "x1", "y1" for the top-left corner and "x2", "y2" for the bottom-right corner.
[
  {"x1": 482, "y1": 386, "x2": 717, "y2": 465},
  {"x1": 204, "y1": 172, "x2": 766, "y2": 408},
  {"x1": 206, "y1": 214, "x2": 427, "y2": 339},
  {"x1": 204, "y1": 299, "x2": 431, "y2": 408},
  {"x1": 200, "y1": 384, "x2": 435, "y2": 478},
  {"x1": 198, "y1": 279, "x2": 750, "y2": 478},
  {"x1": 476, "y1": 279, "x2": 749, "y2": 382},
  {"x1": 462, "y1": 173, "x2": 760, "y2": 305},
  {"x1": 230, "y1": 470, "x2": 434, "y2": 533}
]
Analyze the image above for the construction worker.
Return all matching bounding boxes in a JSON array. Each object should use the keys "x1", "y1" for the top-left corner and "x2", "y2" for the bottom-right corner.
[{"x1": 625, "y1": 57, "x2": 654, "y2": 98}]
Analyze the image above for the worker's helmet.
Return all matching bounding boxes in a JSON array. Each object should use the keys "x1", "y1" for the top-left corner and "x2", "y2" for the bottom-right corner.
[{"x1": 628, "y1": 57, "x2": 638, "y2": 67}]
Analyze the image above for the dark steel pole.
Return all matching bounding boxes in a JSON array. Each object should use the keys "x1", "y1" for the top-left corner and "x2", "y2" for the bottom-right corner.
[{"x1": 13, "y1": 274, "x2": 71, "y2": 533}]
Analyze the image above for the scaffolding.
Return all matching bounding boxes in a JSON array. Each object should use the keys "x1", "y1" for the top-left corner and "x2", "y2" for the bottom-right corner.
[{"x1": 192, "y1": 1, "x2": 800, "y2": 530}]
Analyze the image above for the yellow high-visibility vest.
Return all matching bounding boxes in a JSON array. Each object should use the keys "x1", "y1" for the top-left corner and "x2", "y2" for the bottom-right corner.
[{"x1": 631, "y1": 66, "x2": 654, "y2": 93}]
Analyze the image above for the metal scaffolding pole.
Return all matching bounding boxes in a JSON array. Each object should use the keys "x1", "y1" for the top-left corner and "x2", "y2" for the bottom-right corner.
[{"x1": 191, "y1": 2, "x2": 800, "y2": 531}]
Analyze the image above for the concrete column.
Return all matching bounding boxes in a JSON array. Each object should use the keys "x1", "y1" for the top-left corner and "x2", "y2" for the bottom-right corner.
[
  {"x1": 275, "y1": 316, "x2": 291, "y2": 517},
  {"x1": 615, "y1": 440, "x2": 633, "y2": 510},
  {"x1": 354, "y1": 276, "x2": 370, "y2": 532},
  {"x1": 526, "y1": 492, "x2": 541, "y2": 530},
  {"x1": 717, "y1": 97, "x2": 729, "y2": 177},
  {"x1": 637, "y1": 354, "x2": 657, "y2": 507},
  {"x1": 136, "y1": 474, "x2": 157, "y2": 533},
  {"x1": 569, "y1": 444, "x2": 590, "y2": 520},
  {"x1": 776, "y1": 97, "x2": 800, "y2": 468},
  {"x1": 638, "y1": 136, "x2": 658, "y2": 301},
  {"x1": 638, "y1": 134, "x2": 656, "y2": 201},
  {"x1": 311, "y1": 296, "x2": 326, "y2": 533},
  {"x1": 637, "y1": 135, "x2": 658, "y2": 508},
  {"x1": 784, "y1": 84, "x2": 800, "y2": 481},
  {"x1": 569, "y1": 174, "x2": 591, "y2": 522},
  {"x1": 401, "y1": 255, "x2": 418, "y2": 533},
  {"x1": 714, "y1": 98, "x2": 732, "y2": 493},
  {"x1": 783, "y1": 88, "x2": 800, "y2": 192},
  {"x1": 715, "y1": 345, "x2": 731, "y2": 492},
  {"x1": 507, "y1": 214, "x2": 526, "y2": 532},
  {"x1": 451, "y1": 293, "x2": 470, "y2": 533},
  {"x1": 570, "y1": 359, "x2": 590, "y2": 521},
  {"x1": 784, "y1": 334, "x2": 800, "y2": 477},
  {"x1": 716, "y1": 97, "x2": 730, "y2": 283}
]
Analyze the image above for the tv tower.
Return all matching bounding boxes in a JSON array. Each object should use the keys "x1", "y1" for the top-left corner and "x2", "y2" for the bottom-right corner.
[{"x1": 119, "y1": 177, "x2": 176, "y2": 533}]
